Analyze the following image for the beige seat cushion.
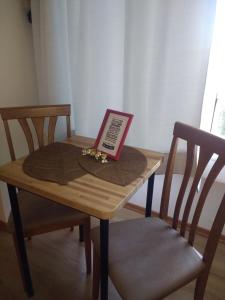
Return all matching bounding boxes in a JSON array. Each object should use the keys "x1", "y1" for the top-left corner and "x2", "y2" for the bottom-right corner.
[
  {"x1": 8, "y1": 191, "x2": 88, "y2": 235},
  {"x1": 92, "y1": 217, "x2": 205, "y2": 300}
]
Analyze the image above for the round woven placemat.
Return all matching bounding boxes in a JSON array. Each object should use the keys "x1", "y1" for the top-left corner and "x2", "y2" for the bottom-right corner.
[
  {"x1": 23, "y1": 142, "x2": 87, "y2": 185},
  {"x1": 78, "y1": 146, "x2": 147, "y2": 186}
]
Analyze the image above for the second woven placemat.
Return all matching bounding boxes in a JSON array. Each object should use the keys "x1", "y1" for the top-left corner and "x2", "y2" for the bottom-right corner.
[{"x1": 78, "y1": 146, "x2": 147, "y2": 186}]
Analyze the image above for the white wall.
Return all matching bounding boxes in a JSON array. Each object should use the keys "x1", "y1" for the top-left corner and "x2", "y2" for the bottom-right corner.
[{"x1": 0, "y1": 0, "x2": 38, "y2": 221}]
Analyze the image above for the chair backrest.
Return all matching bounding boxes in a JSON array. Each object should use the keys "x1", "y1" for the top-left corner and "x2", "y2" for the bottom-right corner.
[
  {"x1": 160, "y1": 122, "x2": 225, "y2": 269},
  {"x1": 0, "y1": 104, "x2": 71, "y2": 161}
]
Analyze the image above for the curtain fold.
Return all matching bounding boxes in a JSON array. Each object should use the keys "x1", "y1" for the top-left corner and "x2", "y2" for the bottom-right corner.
[{"x1": 31, "y1": 0, "x2": 216, "y2": 152}]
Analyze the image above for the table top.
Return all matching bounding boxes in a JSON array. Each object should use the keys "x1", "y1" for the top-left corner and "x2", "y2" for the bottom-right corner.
[{"x1": 0, "y1": 136, "x2": 163, "y2": 220}]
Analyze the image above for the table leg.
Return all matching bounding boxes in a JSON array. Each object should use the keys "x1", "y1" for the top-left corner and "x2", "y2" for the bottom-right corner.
[
  {"x1": 100, "y1": 219, "x2": 109, "y2": 300},
  {"x1": 7, "y1": 184, "x2": 34, "y2": 297},
  {"x1": 145, "y1": 173, "x2": 155, "y2": 217}
]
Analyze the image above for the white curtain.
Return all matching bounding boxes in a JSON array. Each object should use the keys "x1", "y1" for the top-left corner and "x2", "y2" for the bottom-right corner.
[{"x1": 31, "y1": 0, "x2": 216, "y2": 152}]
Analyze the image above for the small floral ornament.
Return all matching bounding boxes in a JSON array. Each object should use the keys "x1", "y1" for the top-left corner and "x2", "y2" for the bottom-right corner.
[{"x1": 82, "y1": 148, "x2": 108, "y2": 163}]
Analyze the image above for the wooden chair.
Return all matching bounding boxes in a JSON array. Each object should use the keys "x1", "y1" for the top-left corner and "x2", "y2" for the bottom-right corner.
[
  {"x1": 0, "y1": 104, "x2": 91, "y2": 278},
  {"x1": 92, "y1": 122, "x2": 225, "y2": 300}
]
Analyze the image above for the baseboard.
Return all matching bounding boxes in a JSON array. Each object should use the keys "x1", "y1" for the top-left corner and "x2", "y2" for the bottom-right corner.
[{"x1": 125, "y1": 203, "x2": 225, "y2": 244}]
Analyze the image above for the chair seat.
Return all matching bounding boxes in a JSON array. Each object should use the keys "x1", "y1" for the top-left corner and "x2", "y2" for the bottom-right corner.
[
  {"x1": 8, "y1": 191, "x2": 89, "y2": 235},
  {"x1": 92, "y1": 217, "x2": 205, "y2": 300}
]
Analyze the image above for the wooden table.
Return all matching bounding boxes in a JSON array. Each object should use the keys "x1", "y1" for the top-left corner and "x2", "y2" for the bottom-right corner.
[{"x1": 0, "y1": 136, "x2": 163, "y2": 300}]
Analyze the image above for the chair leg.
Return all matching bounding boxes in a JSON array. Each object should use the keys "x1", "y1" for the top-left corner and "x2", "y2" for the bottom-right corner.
[
  {"x1": 12, "y1": 234, "x2": 27, "y2": 291},
  {"x1": 194, "y1": 271, "x2": 209, "y2": 300},
  {"x1": 84, "y1": 219, "x2": 92, "y2": 274},
  {"x1": 92, "y1": 246, "x2": 100, "y2": 300},
  {"x1": 79, "y1": 224, "x2": 84, "y2": 242}
]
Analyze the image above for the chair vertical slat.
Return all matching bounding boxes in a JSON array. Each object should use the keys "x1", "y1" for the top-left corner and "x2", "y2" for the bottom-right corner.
[
  {"x1": 188, "y1": 156, "x2": 225, "y2": 245},
  {"x1": 180, "y1": 147, "x2": 212, "y2": 237},
  {"x1": 31, "y1": 117, "x2": 45, "y2": 147},
  {"x1": 3, "y1": 120, "x2": 16, "y2": 161},
  {"x1": 172, "y1": 142, "x2": 195, "y2": 229},
  {"x1": 18, "y1": 119, "x2": 34, "y2": 154},
  {"x1": 160, "y1": 136, "x2": 178, "y2": 219},
  {"x1": 202, "y1": 193, "x2": 225, "y2": 269},
  {"x1": 66, "y1": 116, "x2": 71, "y2": 138},
  {"x1": 48, "y1": 116, "x2": 57, "y2": 144},
  {"x1": 194, "y1": 193, "x2": 225, "y2": 298},
  {"x1": 0, "y1": 104, "x2": 72, "y2": 157}
]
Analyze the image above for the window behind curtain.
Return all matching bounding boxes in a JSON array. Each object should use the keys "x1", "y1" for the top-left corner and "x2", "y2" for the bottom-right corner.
[{"x1": 201, "y1": 0, "x2": 225, "y2": 138}]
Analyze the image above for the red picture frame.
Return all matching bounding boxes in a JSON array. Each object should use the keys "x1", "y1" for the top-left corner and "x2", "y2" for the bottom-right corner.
[{"x1": 94, "y1": 109, "x2": 134, "y2": 160}]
